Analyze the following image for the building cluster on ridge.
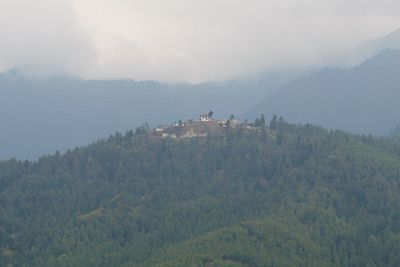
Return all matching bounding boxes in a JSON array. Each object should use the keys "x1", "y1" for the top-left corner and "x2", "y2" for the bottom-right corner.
[{"x1": 152, "y1": 111, "x2": 258, "y2": 139}]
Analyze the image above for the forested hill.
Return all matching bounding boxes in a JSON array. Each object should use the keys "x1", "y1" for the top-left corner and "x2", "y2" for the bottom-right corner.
[
  {"x1": 0, "y1": 69, "x2": 297, "y2": 160},
  {"x1": 2, "y1": 119, "x2": 400, "y2": 266}
]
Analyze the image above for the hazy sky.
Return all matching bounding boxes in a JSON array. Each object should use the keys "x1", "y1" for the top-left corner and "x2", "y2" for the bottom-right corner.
[{"x1": 0, "y1": 0, "x2": 399, "y2": 82}]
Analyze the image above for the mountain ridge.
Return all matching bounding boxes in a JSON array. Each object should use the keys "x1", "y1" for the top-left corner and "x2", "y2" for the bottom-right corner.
[
  {"x1": 0, "y1": 70, "x2": 299, "y2": 160},
  {"x1": 247, "y1": 49, "x2": 400, "y2": 136}
]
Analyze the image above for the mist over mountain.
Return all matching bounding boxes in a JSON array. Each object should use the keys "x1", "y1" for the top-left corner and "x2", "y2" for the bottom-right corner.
[
  {"x1": 247, "y1": 49, "x2": 400, "y2": 136},
  {"x1": 359, "y1": 29, "x2": 400, "y2": 58},
  {"x1": 0, "y1": 69, "x2": 299, "y2": 160},
  {"x1": 376, "y1": 28, "x2": 400, "y2": 47},
  {"x1": 2, "y1": 31, "x2": 400, "y2": 160},
  {"x1": 3, "y1": 1, "x2": 400, "y2": 266}
]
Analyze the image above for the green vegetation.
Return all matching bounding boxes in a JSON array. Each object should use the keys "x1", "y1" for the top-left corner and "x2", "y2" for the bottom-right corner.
[{"x1": 1, "y1": 118, "x2": 400, "y2": 266}]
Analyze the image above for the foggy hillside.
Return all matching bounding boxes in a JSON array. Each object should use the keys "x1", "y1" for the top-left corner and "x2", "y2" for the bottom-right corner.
[
  {"x1": 0, "y1": 70, "x2": 297, "y2": 160},
  {"x1": 358, "y1": 28, "x2": 400, "y2": 59},
  {"x1": 247, "y1": 49, "x2": 400, "y2": 136}
]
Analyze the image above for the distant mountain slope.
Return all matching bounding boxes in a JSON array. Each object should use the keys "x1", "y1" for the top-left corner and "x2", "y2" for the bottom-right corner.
[
  {"x1": 360, "y1": 28, "x2": 400, "y2": 57},
  {"x1": 0, "y1": 69, "x2": 297, "y2": 160},
  {"x1": 247, "y1": 50, "x2": 400, "y2": 136},
  {"x1": 340, "y1": 28, "x2": 400, "y2": 67},
  {"x1": 2, "y1": 121, "x2": 400, "y2": 266}
]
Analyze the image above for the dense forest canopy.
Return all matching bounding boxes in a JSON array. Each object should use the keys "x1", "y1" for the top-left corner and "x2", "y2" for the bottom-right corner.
[{"x1": 1, "y1": 117, "x2": 400, "y2": 266}]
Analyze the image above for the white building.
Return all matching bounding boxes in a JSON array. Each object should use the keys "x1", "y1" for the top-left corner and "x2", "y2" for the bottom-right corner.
[{"x1": 199, "y1": 113, "x2": 212, "y2": 122}]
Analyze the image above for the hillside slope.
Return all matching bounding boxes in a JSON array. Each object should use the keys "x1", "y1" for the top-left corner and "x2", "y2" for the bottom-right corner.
[
  {"x1": 1, "y1": 120, "x2": 400, "y2": 266},
  {"x1": 247, "y1": 50, "x2": 400, "y2": 136},
  {"x1": 357, "y1": 28, "x2": 400, "y2": 60},
  {"x1": 0, "y1": 69, "x2": 298, "y2": 160}
]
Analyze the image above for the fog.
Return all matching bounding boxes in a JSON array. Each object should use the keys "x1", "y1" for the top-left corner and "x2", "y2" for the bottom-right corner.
[{"x1": 0, "y1": 0, "x2": 400, "y2": 82}]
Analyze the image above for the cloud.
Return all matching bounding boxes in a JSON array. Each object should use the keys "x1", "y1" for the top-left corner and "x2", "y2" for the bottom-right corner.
[
  {"x1": 0, "y1": 0, "x2": 95, "y2": 77},
  {"x1": 0, "y1": 0, "x2": 400, "y2": 82}
]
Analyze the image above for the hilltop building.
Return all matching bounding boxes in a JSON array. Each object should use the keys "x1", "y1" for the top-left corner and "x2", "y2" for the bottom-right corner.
[
  {"x1": 199, "y1": 113, "x2": 212, "y2": 122},
  {"x1": 151, "y1": 112, "x2": 260, "y2": 139}
]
